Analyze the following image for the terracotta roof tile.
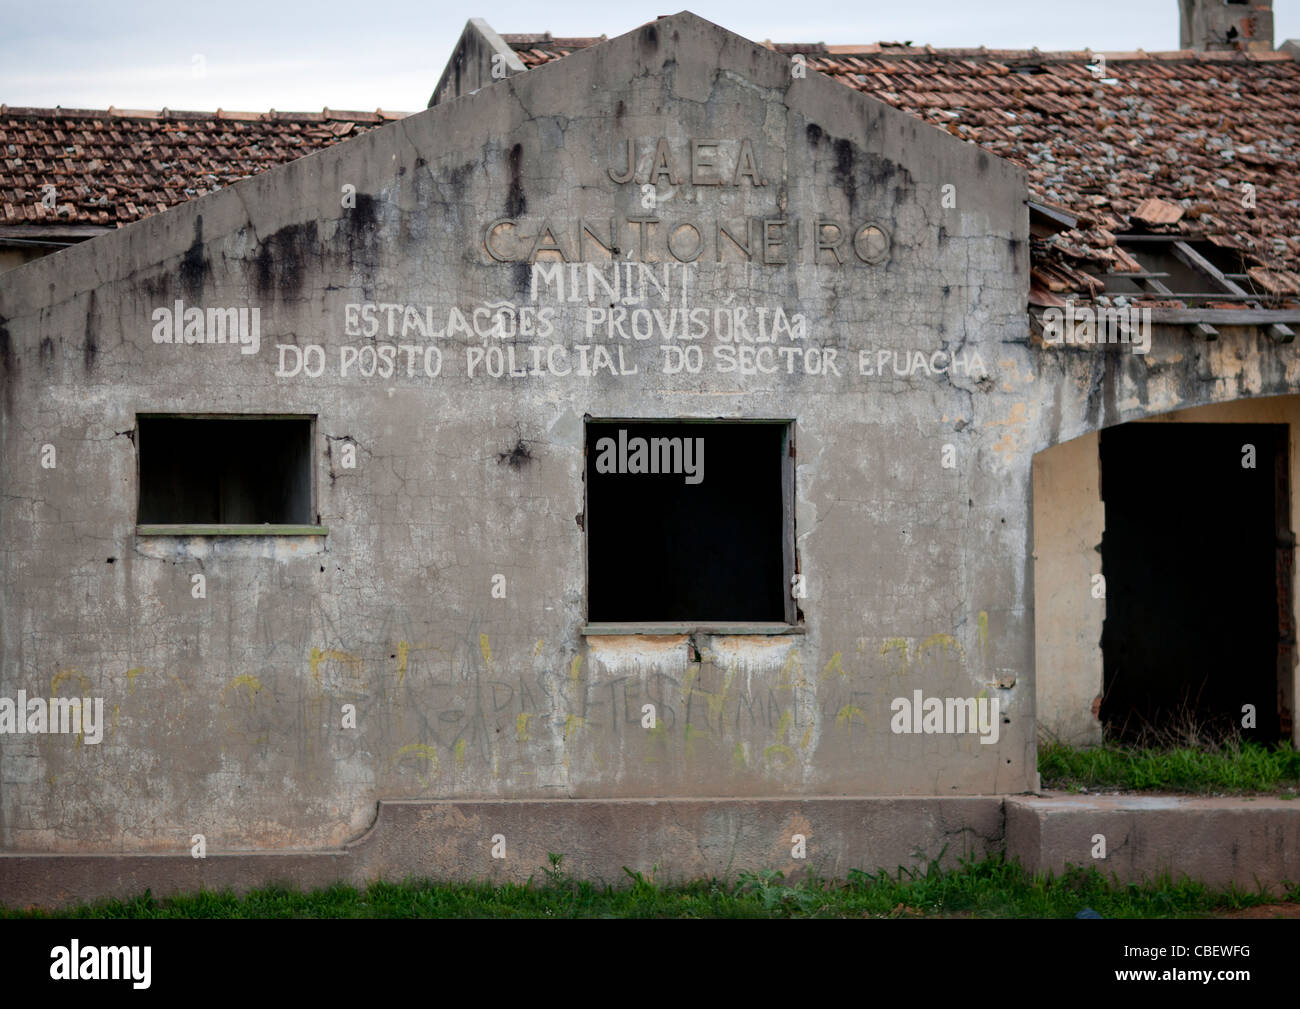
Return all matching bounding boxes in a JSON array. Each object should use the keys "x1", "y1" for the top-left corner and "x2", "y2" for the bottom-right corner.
[{"x1": 0, "y1": 106, "x2": 407, "y2": 231}]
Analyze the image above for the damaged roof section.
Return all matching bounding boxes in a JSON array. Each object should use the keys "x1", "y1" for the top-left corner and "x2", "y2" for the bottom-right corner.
[{"x1": 504, "y1": 33, "x2": 1300, "y2": 309}]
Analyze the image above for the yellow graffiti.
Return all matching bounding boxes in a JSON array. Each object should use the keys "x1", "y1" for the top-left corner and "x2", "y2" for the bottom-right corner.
[
  {"x1": 820, "y1": 651, "x2": 846, "y2": 682},
  {"x1": 708, "y1": 666, "x2": 736, "y2": 723},
  {"x1": 733, "y1": 742, "x2": 747, "y2": 768},
  {"x1": 684, "y1": 721, "x2": 710, "y2": 758},
  {"x1": 763, "y1": 744, "x2": 795, "y2": 768},
  {"x1": 396, "y1": 641, "x2": 409, "y2": 685},
  {"x1": 516, "y1": 712, "x2": 532, "y2": 741},
  {"x1": 480, "y1": 633, "x2": 492, "y2": 665},
  {"x1": 395, "y1": 743, "x2": 440, "y2": 784},
  {"x1": 684, "y1": 665, "x2": 735, "y2": 726},
  {"x1": 568, "y1": 654, "x2": 583, "y2": 689},
  {"x1": 51, "y1": 668, "x2": 91, "y2": 694},
  {"x1": 643, "y1": 719, "x2": 668, "y2": 762},
  {"x1": 778, "y1": 650, "x2": 805, "y2": 688},
  {"x1": 563, "y1": 714, "x2": 587, "y2": 741},
  {"x1": 533, "y1": 639, "x2": 545, "y2": 657},
  {"x1": 224, "y1": 675, "x2": 263, "y2": 713},
  {"x1": 800, "y1": 725, "x2": 813, "y2": 750},
  {"x1": 309, "y1": 647, "x2": 362, "y2": 684},
  {"x1": 454, "y1": 738, "x2": 466, "y2": 768},
  {"x1": 125, "y1": 667, "x2": 149, "y2": 695},
  {"x1": 978, "y1": 611, "x2": 989, "y2": 653},
  {"x1": 919, "y1": 633, "x2": 964, "y2": 662},
  {"x1": 680, "y1": 662, "x2": 698, "y2": 706},
  {"x1": 836, "y1": 704, "x2": 867, "y2": 730},
  {"x1": 880, "y1": 638, "x2": 908, "y2": 675}
]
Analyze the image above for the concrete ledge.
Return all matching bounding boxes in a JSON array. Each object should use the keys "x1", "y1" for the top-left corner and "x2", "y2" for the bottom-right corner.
[
  {"x1": 1, "y1": 796, "x2": 1003, "y2": 909},
  {"x1": 346, "y1": 796, "x2": 1004, "y2": 885},
  {"x1": 7, "y1": 793, "x2": 1298, "y2": 910},
  {"x1": 0, "y1": 851, "x2": 353, "y2": 912},
  {"x1": 1007, "y1": 793, "x2": 1300, "y2": 889}
]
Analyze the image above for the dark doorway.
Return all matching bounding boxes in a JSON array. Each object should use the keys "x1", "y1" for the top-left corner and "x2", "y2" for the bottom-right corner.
[
  {"x1": 1099, "y1": 422, "x2": 1291, "y2": 744},
  {"x1": 585, "y1": 420, "x2": 791, "y2": 622}
]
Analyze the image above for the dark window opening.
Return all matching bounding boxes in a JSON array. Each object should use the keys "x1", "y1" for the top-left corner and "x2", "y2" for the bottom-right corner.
[
  {"x1": 137, "y1": 416, "x2": 314, "y2": 525},
  {"x1": 585, "y1": 420, "x2": 791, "y2": 623},
  {"x1": 1099, "y1": 422, "x2": 1292, "y2": 745}
]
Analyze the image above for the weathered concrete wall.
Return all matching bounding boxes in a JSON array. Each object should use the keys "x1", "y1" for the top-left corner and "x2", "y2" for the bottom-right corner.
[
  {"x1": 0, "y1": 12, "x2": 1296, "y2": 857},
  {"x1": 1032, "y1": 432, "x2": 1105, "y2": 746}
]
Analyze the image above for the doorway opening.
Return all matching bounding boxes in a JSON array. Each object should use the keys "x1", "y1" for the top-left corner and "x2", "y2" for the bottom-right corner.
[{"x1": 1099, "y1": 422, "x2": 1292, "y2": 744}]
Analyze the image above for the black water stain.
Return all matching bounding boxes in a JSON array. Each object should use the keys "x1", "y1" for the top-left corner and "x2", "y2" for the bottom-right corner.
[
  {"x1": 83, "y1": 289, "x2": 97, "y2": 371},
  {"x1": 0, "y1": 316, "x2": 14, "y2": 415},
  {"x1": 179, "y1": 215, "x2": 209, "y2": 300},
  {"x1": 511, "y1": 261, "x2": 531, "y2": 296},
  {"x1": 441, "y1": 162, "x2": 475, "y2": 203},
  {"x1": 0, "y1": 317, "x2": 12, "y2": 373},
  {"x1": 506, "y1": 143, "x2": 526, "y2": 218},
  {"x1": 833, "y1": 138, "x2": 856, "y2": 213},
  {"x1": 254, "y1": 220, "x2": 321, "y2": 298}
]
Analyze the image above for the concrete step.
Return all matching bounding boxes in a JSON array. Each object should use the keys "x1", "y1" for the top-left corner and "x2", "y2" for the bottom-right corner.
[{"x1": 1008, "y1": 792, "x2": 1300, "y2": 889}]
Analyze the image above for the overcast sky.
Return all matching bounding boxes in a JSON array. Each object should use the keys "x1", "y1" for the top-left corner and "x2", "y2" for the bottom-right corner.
[{"x1": 3, "y1": 0, "x2": 1300, "y2": 112}]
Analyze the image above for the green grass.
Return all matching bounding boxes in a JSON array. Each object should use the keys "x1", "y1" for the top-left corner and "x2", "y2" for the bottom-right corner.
[
  {"x1": 4, "y1": 853, "x2": 1297, "y2": 919},
  {"x1": 1038, "y1": 739, "x2": 1300, "y2": 795}
]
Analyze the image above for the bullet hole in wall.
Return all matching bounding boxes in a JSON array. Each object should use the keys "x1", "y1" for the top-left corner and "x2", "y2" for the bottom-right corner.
[{"x1": 498, "y1": 438, "x2": 533, "y2": 469}]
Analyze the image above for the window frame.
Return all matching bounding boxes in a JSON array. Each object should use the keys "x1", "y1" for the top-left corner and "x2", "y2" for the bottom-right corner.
[
  {"x1": 133, "y1": 412, "x2": 327, "y2": 537},
  {"x1": 579, "y1": 416, "x2": 802, "y2": 636}
]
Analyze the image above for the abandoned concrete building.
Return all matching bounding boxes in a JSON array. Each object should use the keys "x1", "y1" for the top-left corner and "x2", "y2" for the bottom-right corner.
[{"x1": 1, "y1": 3, "x2": 1299, "y2": 906}]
